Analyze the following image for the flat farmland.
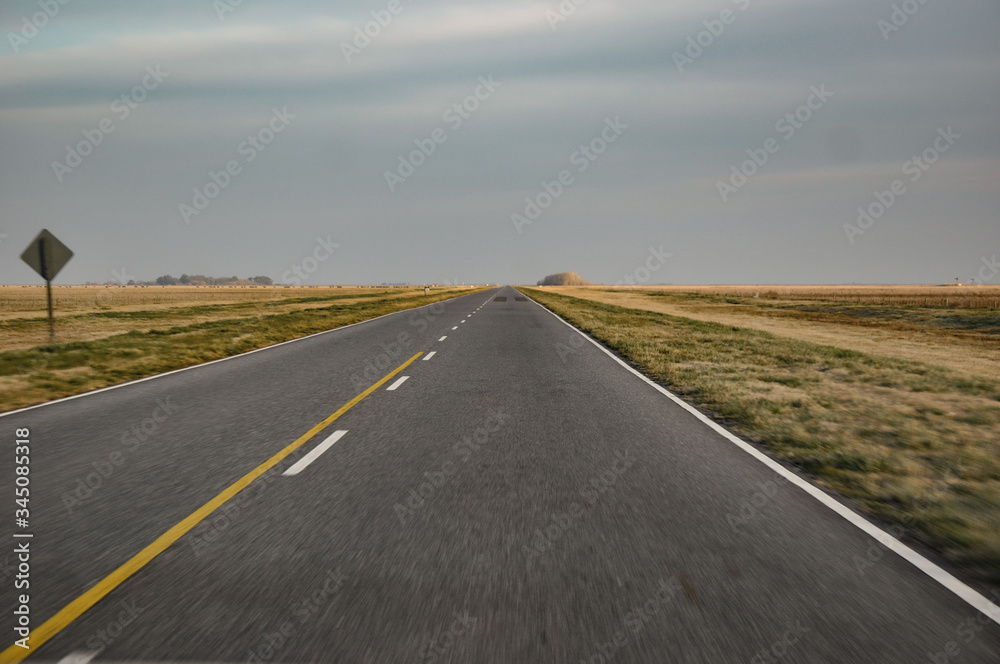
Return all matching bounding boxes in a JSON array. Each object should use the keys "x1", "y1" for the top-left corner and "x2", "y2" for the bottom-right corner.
[
  {"x1": 550, "y1": 285, "x2": 1000, "y2": 381},
  {"x1": 0, "y1": 285, "x2": 446, "y2": 350},
  {"x1": 572, "y1": 284, "x2": 1000, "y2": 308}
]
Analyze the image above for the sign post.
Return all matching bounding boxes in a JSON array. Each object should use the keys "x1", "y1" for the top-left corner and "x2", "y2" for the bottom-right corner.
[{"x1": 20, "y1": 229, "x2": 74, "y2": 343}]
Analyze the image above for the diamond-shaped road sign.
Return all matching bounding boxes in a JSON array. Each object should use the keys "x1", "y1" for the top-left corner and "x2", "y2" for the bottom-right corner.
[{"x1": 21, "y1": 229, "x2": 73, "y2": 281}]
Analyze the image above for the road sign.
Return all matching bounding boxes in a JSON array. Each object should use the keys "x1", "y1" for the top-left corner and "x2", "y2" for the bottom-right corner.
[
  {"x1": 21, "y1": 229, "x2": 73, "y2": 281},
  {"x1": 20, "y1": 229, "x2": 73, "y2": 342}
]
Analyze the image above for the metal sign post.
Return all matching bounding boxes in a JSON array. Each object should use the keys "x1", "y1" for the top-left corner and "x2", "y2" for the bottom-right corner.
[
  {"x1": 40, "y1": 237, "x2": 54, "y2": 342},
  {"x1": 20, "y1": 229, "x2": 74, "y2": 343}
]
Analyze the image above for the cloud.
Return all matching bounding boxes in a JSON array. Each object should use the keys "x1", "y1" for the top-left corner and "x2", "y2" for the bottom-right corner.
[{"x1": 0, "y1": 0, "x2": 997, "y2": 284}]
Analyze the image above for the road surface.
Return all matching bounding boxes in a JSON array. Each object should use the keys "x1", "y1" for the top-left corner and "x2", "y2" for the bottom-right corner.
[{"x1": 2, "y1": 286, "x2": 999, "y2": 663}]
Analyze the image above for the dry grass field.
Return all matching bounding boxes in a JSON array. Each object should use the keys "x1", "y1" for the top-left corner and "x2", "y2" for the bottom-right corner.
[
  {"x1": 0, "y1": 285, "x2": 484, "y2": 412},
  {"x1": 523, "y1": 286, "x2": 1000, "y2": 586},
  {"x1": 0, "y1": 285, "x2": 431, "y2": 351},
  {"x1": 0, "y1": 284, "x2": 427, "y2": 312},
  {"x1": 584, "y1": 284, "x2": 1000, "y2": 308},
  {"x1": 550, "y1": 285, "x2": 1000, "y2": 381}
]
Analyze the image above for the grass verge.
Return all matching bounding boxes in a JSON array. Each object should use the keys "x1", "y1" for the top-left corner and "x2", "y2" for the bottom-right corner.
[
  {"x1": 0, "y1": 289, "x2": 484, "y2": 413},
  {"x1": 522, "y1": 287, "x2": 1000, "y2": 586}
]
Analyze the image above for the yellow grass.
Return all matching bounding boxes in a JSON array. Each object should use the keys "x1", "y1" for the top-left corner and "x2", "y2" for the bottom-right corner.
[
  {"x1": 0, "y1": 285, "x2": 451, "y2": 351},
  {"x1": 577, "y1": 284, "x2": 1000, "y2": 309},
  {"x1": 545, "y1": 285, "x2": 1000, "y2": 382},
  {"x1": 0, "y1": 284, "x2": 415, "y2": 317}
]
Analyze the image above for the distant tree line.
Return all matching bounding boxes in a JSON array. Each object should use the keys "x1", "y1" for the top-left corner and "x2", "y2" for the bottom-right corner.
[
  {"x1": 152, "y1": 274, "x2": 273, "y2": 286},
  {"x1": 97, "y1": 274, "x2": 274, "y2": 286}
]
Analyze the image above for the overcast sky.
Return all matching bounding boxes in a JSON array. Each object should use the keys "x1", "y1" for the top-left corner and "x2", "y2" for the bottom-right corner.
[{"x1": 1, "y1": 0, "x2": 997, "y2": 285}]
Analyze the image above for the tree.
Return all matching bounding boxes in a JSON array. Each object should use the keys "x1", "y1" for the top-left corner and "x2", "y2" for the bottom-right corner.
[{"x1": 537, "y1": 272, "x2": 590, "y2": 286}]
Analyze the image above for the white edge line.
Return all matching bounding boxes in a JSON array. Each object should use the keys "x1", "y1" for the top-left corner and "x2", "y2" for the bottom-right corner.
[
  {"x1": 0, "y1": 290, "x2": 482, "y2": 419},
  {"x1": 386, "y1": 375, "x2": 409, "y2": 391},
  {"x1": 423, "y1": 351, "x2": 436, "y2": 361},
  {"x1": 282, "y1": 430, "x2": 348, "y2": 476},
  {"x1": 518, "y1": 290, "x2": 1000, "y2": 626},
  {"x1": 56, "y1": 651, "x2": 98, "y2": 664}
]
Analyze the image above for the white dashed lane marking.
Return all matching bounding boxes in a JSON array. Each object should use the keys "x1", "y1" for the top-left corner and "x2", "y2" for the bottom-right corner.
[
  {"x1": 282, "y1": 430, "x2": 349, "y2": 476},
  {"x1": 386, "y1": 375, "x2": 410, "y2": 391},
  {"x1": 58, "y1": 653, "x2": 98, "y2": 664}
]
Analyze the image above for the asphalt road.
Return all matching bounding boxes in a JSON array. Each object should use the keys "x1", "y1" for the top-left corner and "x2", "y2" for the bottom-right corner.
[{"x1": 2, "y1": 285, "x2": 999, "y2": 663}]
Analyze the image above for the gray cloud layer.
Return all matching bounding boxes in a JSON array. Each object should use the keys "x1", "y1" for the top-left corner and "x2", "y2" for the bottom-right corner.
[{"x1": 1, "y1": 0, "x2": 998, "y2": 285}]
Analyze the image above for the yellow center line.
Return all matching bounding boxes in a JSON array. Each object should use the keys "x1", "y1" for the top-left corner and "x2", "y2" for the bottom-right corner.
[{"x1": 1, "y1": 352, "x2": 423, "y2": 663}]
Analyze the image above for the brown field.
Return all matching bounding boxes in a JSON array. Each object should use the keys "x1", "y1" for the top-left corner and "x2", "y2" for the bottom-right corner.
[
  {"x1": 545, "y1": 285, "x2": 1000, "y2": 381},
  {"x1": 575, "y1": 284, "x2": 1000, "y2": 308},
  {"x1": 0, "y1": 285, "x2": 441, "y2": 351},
  {"x1": 0, "y1": 284, "x2": 417, "y2": 317}
]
